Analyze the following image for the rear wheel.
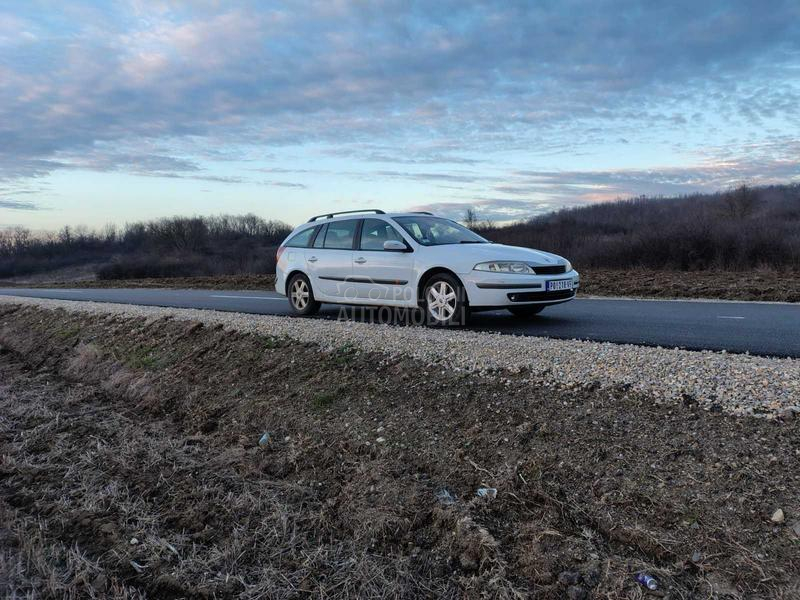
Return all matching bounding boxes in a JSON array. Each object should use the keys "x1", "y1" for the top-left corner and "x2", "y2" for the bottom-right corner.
[
  {"x1": 508, "y1": 305, "x2": 545, "y2": 318},
  {"x1": 423, "y1": 274, "x2": 468, "y2": 326},
  {"x1": 288, "y1": 274, "x2": 320, "y2": 316}
]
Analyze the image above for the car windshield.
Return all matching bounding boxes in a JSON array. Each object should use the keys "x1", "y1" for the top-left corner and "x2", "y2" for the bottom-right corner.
[{"x1": 393, "y1": 216, "x2": 489, "y2": 246}]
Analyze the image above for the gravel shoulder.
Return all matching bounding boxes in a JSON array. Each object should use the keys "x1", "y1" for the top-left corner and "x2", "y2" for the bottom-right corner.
[
  {"x1": 0, "y1": 295, "x2": 797, "y2": 419},
  {"x1": 1, "y1": 301, "x2": 799, "y2": 598}
]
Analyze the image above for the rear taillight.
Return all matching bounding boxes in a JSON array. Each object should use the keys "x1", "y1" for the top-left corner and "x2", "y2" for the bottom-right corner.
[{"x1": 276, "y1": 246, "x2": 286, "y2": 263}]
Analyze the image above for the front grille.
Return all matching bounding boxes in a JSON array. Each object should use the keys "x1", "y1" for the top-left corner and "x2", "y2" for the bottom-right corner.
[
  {"x1": 507, "y1": 290, "x2": 575, "y2": 302},
  {"x1": 531, "y1": 265, "x2": 566, "y2": 275}
]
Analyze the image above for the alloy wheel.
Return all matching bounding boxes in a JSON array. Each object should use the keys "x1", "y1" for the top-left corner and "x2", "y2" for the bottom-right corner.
[
  {"x1": 426, "y1": 280, "x2": 457, "y2": 322},
  {"x1": 291, "y1": 278, "x2": 310, "y2": 310}
]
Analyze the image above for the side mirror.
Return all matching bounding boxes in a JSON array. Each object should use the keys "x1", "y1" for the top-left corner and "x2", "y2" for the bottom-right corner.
[{"x1": 383, "y1": 240, "x2": 409, "y2": 252}]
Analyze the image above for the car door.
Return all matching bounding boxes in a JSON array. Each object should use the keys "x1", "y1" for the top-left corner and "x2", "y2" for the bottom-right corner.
[
  {"x1": 304, "y1": 219, "x2": 357, "y2": 298},
  {"x1": 351, "y1": 218, "x2": 415, "y2": 303}
]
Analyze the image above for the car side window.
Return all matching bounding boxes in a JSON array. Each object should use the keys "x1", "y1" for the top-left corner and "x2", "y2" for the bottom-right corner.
[
  {"x1": 323, "y1": 219, "x2": 358, "y2": 250},
  {"x1": 285, "y1": 226, "x2": 316, "y2": 248},
  {"x1": 312, "y1": 223, "x2": 327, "y2": 248},
  {"x1": 359, "y1": 218, "x2": 404, "y2": 250}
]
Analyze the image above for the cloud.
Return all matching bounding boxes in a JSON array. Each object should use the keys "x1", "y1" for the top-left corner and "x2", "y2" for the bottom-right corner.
[
  {"x1": 409, "y1": 139, "x2": 800, "y2": 220},
  {"x1": 371, "y1": 170, "x2": 496, "y2": 185},
  {"x1": 510, "y1": 138, "x2": 800, "y2": 201},
  {"x1": 263, "y1": 180, "x2": 307, "y2": 189},
  {"x1": 0, "y1": 1, "x2": 798, "y2": 206},
  {"x1": 0, "y1": 198, "x2": 40, "y2": 210},
  {"x1": 409, "y1": 198, "x2": 583, "y2": 222}
]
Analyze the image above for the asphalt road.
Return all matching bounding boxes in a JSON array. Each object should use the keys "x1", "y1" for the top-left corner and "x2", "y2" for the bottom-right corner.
[{"x1": 1, "y1": 287, "x2": 798, "y2": 358}]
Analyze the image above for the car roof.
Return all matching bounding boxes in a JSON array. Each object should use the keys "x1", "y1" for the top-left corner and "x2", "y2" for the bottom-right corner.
[{"x1": 302, "y1": 211, "x2": 439, "y2": 225}]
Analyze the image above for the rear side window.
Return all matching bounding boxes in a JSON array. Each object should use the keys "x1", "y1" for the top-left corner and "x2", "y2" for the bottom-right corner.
[
  {"x1": 285, "y1": 226, "x2": 316, "y2": 248},
  {"x1": 312, "y1": 223, "x2": 327, "y2": 248},
  {"x1": 360, "y1": 218, "x2": 405, "y2": 250},
  {"x1": 323, "y1": 219, "x2": 357, "y2": 249}
]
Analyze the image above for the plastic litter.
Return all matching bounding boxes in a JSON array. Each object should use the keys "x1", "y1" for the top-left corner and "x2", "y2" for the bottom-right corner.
[
  {"x1": 130, "y1": 560, "x2": 146, "y2": 574},
  {"x1": 476, "y1": 487, "x2": 498, "y2": 499},
  {"x1": 258, "y1": 432, "x2": 271, "y2": 447},
  {"x1": 635, "y1": 573, "x2": 658, "y2": 590},
  {"x1": 436, "y1": 489, "x2": 455, "y2": 505}
]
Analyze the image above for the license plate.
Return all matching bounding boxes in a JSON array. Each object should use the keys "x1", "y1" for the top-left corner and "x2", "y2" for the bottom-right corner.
[{"x1": 546, "y1": 279, "x2": 574, "y2": 292}]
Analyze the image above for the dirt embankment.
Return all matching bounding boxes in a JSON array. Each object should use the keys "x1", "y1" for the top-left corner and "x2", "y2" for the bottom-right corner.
[
  {"x1": 581, "y1": 269, "x2": 800, "y2": 303},
  {"x1": 3, "y1": 269, "x2": 799, "y2": 302},
  {"x1": 1, "y1": 304, "x2": 798, "y2": 598}
]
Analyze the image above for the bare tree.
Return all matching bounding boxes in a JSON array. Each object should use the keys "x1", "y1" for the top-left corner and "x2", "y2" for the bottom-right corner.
[
  {"x1": 723, "y1": 184, "x2": 760, "y2": 219},
  {"x1": 12, "y1": 227, "x2": 31, "y2": 251},
  {"x1": 463, "y1": 208, "x2": 479, "y2": 228}
]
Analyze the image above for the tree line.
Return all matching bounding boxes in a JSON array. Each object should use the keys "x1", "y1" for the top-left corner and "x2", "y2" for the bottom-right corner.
[
  {"x1": 0, "y1": 215, "x2": 292, "y2": 279},
  {"x1": 2, "y1": 184, "x2": 799, "y2": 280}
]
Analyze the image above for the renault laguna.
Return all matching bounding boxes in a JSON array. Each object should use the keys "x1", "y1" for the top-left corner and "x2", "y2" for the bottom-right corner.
[{"x1": 276, "y1": 210, "x2": 579, "y2": 326}]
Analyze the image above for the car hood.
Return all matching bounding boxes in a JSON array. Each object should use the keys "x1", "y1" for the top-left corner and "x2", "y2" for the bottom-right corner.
[
  {"x1": 420, "y1": 243, "x2": 566, "y2": 273},
  {"x1": 455, "y1": 243, "x2": 563, "y2": 264}
]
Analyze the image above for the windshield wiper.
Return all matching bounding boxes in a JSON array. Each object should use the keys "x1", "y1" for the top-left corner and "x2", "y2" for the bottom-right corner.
[{"x1": 459, "y1": 240, "x2": 488, "y2": 244}]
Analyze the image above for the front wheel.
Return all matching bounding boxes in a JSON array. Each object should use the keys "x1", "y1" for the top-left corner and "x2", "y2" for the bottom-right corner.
[
  {"x1": 423, "y1": 274, "x2": 469, "y2": 326},
  {"x1": 508, "y1": 305, "x2": 544, "y2": 318},
  {"x1": 288, "y1": 274, "x2": 321, "y2": 316}
]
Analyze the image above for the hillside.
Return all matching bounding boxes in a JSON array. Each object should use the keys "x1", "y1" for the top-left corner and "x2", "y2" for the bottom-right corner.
[{"x1": 478, "y1": 184, "x2": 800, "y2": 271}]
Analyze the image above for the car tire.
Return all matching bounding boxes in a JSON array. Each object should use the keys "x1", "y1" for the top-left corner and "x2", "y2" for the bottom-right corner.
[
  {"x1": 508, "y1": 305, "x2": 545, "y2": 318},
  {"x1": 422, "y1": 273, "x2": 469, "y2": 326},
  {"x1": 287, "y1": 273, "x2": 321, "y2": 316}
]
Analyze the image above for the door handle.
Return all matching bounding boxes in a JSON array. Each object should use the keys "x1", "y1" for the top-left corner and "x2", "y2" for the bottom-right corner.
[
  {"x1": 308, "y1": 256, "x2": 318, "y2": 263},
  {"x1": 354, "y1": 257, "x2": 366, "y2": 264}
]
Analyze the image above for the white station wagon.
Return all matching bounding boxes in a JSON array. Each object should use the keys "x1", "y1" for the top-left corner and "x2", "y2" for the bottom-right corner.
[{"x1": 275, "y1": 210, "x2": 579, "y2": 326}]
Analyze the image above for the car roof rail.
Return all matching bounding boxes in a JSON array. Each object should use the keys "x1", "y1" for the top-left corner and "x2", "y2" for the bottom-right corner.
[{"x1": 307, "y1": 209, "x2": 386, "y2": 222}]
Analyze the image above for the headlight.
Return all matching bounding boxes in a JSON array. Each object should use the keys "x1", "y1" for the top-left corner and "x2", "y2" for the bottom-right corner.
[
  {"x1": 474, "y1": 261, "x2": 535, "y2": 274},
  {"x1": 564, "y1": 260, "x2": 572, "y2": 272}
]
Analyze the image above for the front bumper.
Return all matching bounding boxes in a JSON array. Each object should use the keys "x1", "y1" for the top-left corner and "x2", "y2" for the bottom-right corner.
[{"x1": 463, "y1": 270, "x2": 580, "y2": 308}]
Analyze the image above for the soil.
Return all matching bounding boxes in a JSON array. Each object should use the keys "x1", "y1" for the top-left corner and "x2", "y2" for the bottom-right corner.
[
  {"x1": 2, "y1": 269, "x2": 798, "y2": 302},
  {"x1": 580, "y1": 269, "x2": 800, "y2": 303},
  {"x1": 0, "y1": 304, "x2": 799, "y2": 598}
]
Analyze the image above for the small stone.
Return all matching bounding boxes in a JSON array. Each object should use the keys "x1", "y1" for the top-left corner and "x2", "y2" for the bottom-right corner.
[
  {"x1": 129, "y1": 537, "x2": 139, "y2": 545},
  {"x1": 558, "y1": 570, "x2": 580, "y2": 586},
  {"x1": 771, "y1": 508, "x2": 785, "y2": 523},
  {"x1": 567, "y1": 585, "x2": 588, "y2": 600},
  {"x1": 258, "y1": 432, "x2": 271, "y2": 447},
  {"x1": 376, "y1": 436, "x2": 386, "y2": 443},
  {"x1": 91, "y1": 573, "x2": 108, "y2": 591},
  {"x1": 691, "y1": 550, "x2": 702, "y2": 563}
]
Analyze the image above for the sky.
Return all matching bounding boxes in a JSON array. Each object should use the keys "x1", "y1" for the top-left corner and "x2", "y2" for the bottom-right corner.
[{"x1": 1, "y1": 0, "x2": 799, "y2": 230}]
